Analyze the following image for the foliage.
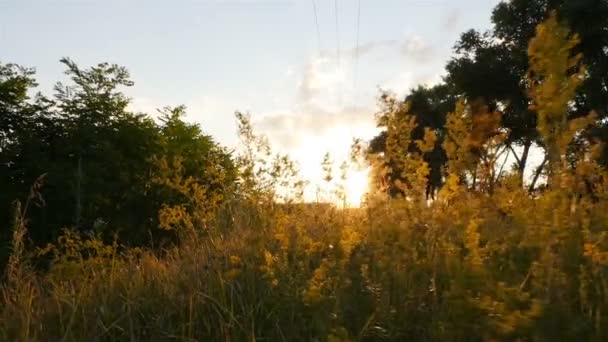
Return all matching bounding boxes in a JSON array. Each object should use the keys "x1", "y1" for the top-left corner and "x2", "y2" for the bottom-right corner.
[
  {"x1": 369, "y1": 0, "x2": 608, "y2": 194},
  {"x1": 0, "y1": 59, "x2": 237, "y2": 254},
  {"x1": 2, "y1": 3, "x2": 608, "y2": 341},
  {"x1": 369, "y1": 86, "x2": 454, "y2": 198},
  {"x1": 527, "y1": 11, "x2": 595, "y2": 180}
]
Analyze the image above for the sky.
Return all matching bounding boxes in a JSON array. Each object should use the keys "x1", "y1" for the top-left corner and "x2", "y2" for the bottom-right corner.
[{"x1": 0, "y1": 0, "x2": 503, "y2": 203}]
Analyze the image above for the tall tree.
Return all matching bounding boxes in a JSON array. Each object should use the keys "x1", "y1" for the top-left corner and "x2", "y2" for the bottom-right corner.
[
  {"x1": 527, "y1": 11, "x2": 595, "y2": 186},
  {"x1": 0, "y1": 62, "x2": 61, "y2": 262},
  {"x1": 369, "y1": 0, "x2": 608, "y2": 196},
  {"x1": 446, "y1": 0, "x2": 608, "y2": 176},
  {"x1": 1, "y1": 58, "x2": 238, "y2": 253}
]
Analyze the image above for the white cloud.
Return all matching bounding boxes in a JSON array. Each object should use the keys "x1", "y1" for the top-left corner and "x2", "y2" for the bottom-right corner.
[
  {"x1": 285, "y1": 65, "x2": 295, "y2": 77},
  {"x1": 316, "y1": 36, "x2": 434, "y2": 64},
  {"x1": 296, "y1": 55, "x2": 349, "y2": 109},
  {"x1": 318, "y1": 40, "x2": 400, "y2": 60},
  {"x1": 128, "y1": 97, "x2": 163, "y2": 119},
  {"x1": 379, "y1": 71, "x2": 415, "y2": 96},
  {"x1": 256, "y1": 104, "x2": 377, "y2": 150},
  {"x1": 443, "y1": 8, "x2": 461, "y2": 31},
  {"x1": 256, "y1": 33, "x2": 438, "y2": 162},
  {"x1": 400, "y1": 34, "x2": 435, "y2": 62}
]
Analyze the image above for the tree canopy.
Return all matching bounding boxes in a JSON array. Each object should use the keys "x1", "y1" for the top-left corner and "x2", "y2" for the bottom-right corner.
[
  {"x1": 368, "y1": 0, "x2": 608, "y2": 197},
  {"x1": 0, "y1": 58, "x2": 236, "y2": 264}
]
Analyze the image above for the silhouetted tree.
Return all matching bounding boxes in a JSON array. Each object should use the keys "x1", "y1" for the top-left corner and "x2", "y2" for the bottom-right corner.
[{"x1": 1, "y1": 58, "x2": 237, "y2": 259}]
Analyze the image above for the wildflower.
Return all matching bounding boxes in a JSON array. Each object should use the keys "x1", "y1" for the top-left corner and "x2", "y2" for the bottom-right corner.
[
  {"x1": 303, "y1": 258, "x2": 334, "y2": 304},
  {"x1": 229, "y1": 255, "x2": 241, "y2": 266},
  {"x1": 223, "y1": 268, "x2": 241, "y2": 281},
  {"x1": 262, "y1": 250, "x2": 275, "y2": 268}
]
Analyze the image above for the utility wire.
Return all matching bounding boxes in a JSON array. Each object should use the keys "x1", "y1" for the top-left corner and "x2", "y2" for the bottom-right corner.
[
  {"x1": 311, "y1": 0, "x2": 321, "y2": 54},
  {"x1": 353, "y1": 0, "x2": 361, "y2": 107},
  {"x1": 348, "y1": 0, "x2": 362, "y2": 157},
  {"x1": 334, "y1": 0, "x2": 340, "y2": 67},
  {"x1": 334, "y1": 0, "x2": 342, "y2": 108}
]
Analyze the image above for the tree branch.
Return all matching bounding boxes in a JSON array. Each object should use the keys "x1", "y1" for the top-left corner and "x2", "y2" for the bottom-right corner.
[
  {"x1": 506, "y1": 143, "x2": 521, "y2": 165},
  {"x1": 519, "y1": 141, "x2": 531, "y2": 174},
  {"x1": 495, "y1": 146, "x2": 511, "y2": 184},
  {"x1": 528, "y1": 155, "x2": 548, "y2": 194}
]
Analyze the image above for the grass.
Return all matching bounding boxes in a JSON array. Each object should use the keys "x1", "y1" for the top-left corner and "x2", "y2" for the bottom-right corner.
[{"x1": 2, "y1": 183, "x2": 608, "y2": 341}]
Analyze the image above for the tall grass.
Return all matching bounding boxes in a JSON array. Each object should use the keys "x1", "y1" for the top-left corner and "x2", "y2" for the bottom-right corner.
[
  {"x1": 2, "y1": 182, "x2": 608, "y2": 341},
  {"x1": 2, "y1": 14, "x2": 608, "y2": 341}
]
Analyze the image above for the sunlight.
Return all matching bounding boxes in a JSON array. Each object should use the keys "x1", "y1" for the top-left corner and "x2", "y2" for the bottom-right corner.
[
  {"x1": 288, "y1": 126, "x2": 376, "y2": 207},
  {"x1": 343, "y1": 168, "x2": 369, "y2": 207}
]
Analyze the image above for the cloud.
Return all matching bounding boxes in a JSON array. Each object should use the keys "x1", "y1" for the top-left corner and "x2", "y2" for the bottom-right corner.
[
  {"x1": 317, "y1": 36, "x2": 433, "y2": 63},
  {"x1": 259, "y1": 34, "x2": 436, "y2": 153},
  {"x1": 443, "y1": 8, "x2": 461, "y2": 31},
  {"x1": 271, "y1": 51, "x2": 377, "y2": 151},
  {"x1": 295, "y1": 35, "x2": 434, "y2": 107},
  {"x1": 378, "y1": 71, "x2": 416, "y2": 96},
  {"x1": 295, "y1": 55, "x2": 352, "y2": 109},
  {"x1": 128, "y1": 97, "x2": 163, "y2": 118},
  {"x1": 350, "y1": 40, "x2": 400, "y2": 57},
  {"x1": 256, "y1": 104, "x2": 375, "y2": 149},
  {"x1": 285, "y1": 65, "x2": 295, "y2": 77},
  {"x1": 318, "y1": 40, "x2": 400, "y2": 60},
  {"x1": 297, "y1": 56, "x2": 333, "y2": 105},
  {"x1": 400, "y1": 35, "x2": 434, "y2": 62}
]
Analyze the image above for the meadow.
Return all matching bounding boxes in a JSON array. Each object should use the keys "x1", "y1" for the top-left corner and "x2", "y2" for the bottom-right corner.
[{"x1": 2, "y1": 6, "x2": 608, "y2": 342}]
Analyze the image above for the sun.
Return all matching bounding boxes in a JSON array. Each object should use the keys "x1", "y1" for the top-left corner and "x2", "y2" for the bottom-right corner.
[
  {"x1": 287, "y1": 125, "x2": 377, "y2": 207},
  {"x1": 342, "y1": 168, "x2": 370, "y2": 207}
]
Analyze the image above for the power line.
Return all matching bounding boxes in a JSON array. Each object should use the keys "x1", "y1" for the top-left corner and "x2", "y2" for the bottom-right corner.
[
  {"x1": 311, "y1": 0, "x2": 321, "y2": 54},
  {"x1": 334, "y1": 0, "x2": 340, "y2": 67},
  {"x1": 348, "y1": 0, "x2": 362, "y2": 151},
  {"x1": 353, "y1": 0, "x2": 361, "y2": 106},
  {"x1": 334, "y1": 0, "x2": 342, "y2": 109}
]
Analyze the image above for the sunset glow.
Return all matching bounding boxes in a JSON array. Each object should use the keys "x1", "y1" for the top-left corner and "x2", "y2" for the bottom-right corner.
[{"x1": 342, "y1": 168, "x2": 369, "y2": 207}]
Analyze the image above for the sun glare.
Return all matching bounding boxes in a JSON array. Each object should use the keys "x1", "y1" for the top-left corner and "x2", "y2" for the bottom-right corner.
[
  {"x1": 343, "y1": 168, "x2": 369, "y2": 207},
  {"x1": 287, "y1": 124, "x2": 378, "y2": 207}
]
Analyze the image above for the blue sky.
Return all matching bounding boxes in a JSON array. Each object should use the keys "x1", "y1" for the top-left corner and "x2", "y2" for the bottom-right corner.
[{"x1": 1, "y1": 0, "x2": 502, "y2": 202}]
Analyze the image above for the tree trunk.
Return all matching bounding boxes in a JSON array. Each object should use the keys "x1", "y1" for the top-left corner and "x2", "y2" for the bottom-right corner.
[
  {"x1": 519, "y1": 141, "x2": 531, "y2": 180},
  {"x1": 507, "y1": 141, "x2": 531, "y2": 186}
]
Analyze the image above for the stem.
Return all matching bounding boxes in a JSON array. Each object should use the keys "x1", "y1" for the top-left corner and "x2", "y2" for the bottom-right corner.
[
  {"x1": 519, "y1": 141, "x2": 531, "y2": 175},
  {"x1": 495, "y1": 146, "x2": 511, "y2": 184},
  {"x1": 507, "y1": 141, "x2": 531, "y2": 185},
  {"x1": 529, "y1": 155, "x2": 548, "y2": 194},
  {"x1": 507, "y1": 144, "x2": 520, "y2": 165}
]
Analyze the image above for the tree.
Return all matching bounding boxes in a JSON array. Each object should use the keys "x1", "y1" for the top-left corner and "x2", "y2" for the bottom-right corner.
[
  {"x1": 41, "y1": 58, "x2": 161, "y2": 243},
  {"x1": 446, "y1": 0, "x2": 608, "y2": 177},
  {"x1": 527, "y1": 11, "x2": 595, "y2": 187},
  {"x1": 1, "y1": 58, "x2": 238, "y2": 253},
  {"x1": 369, "y1": 85, "x2": 456, "y2": 198},
  {"x1": 369, "y1": 0, "x2": 608, "y2": 196},
  {"x1": 0, "y1": 62, "x2": 59, "y2": 265},
  {"x1": 152, "y1": 106, "x2": 237, "y2": 243}
]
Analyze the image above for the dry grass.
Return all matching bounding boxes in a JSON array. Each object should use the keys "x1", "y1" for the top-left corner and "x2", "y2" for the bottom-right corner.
[{"x1": 2, "y1": 185, "x2": 608, "y2": 341}]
